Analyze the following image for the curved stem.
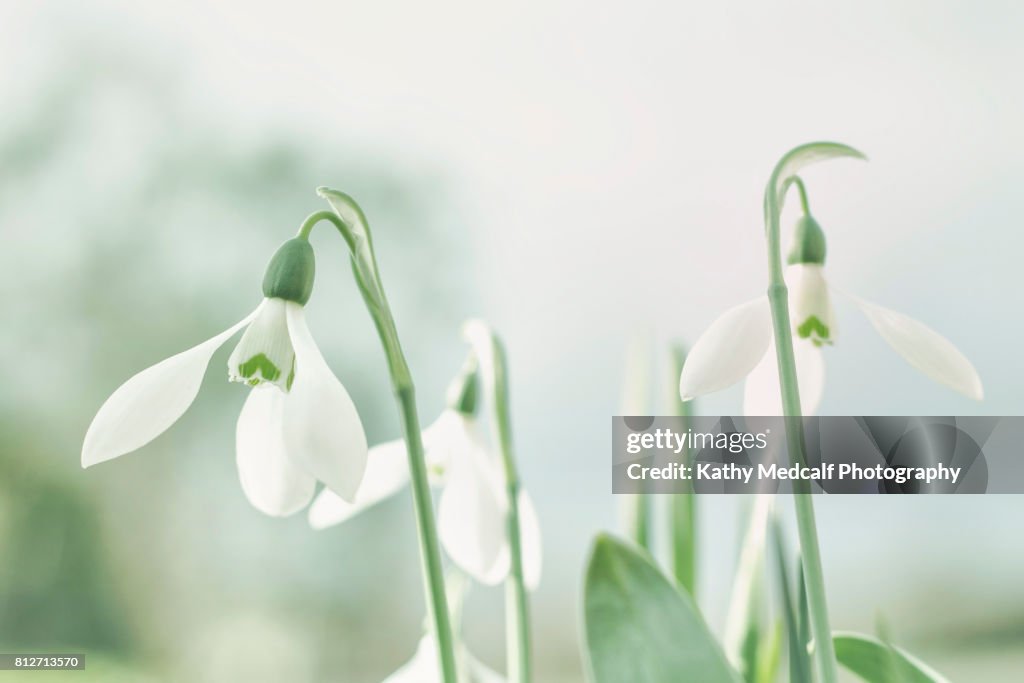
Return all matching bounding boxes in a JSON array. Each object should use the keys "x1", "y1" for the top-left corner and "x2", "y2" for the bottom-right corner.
[
  {"x1": 764, "y1": 148, "x2": 842, "y2": 683},
  {"x1": 297, "y1": 210, "x2": 344, "y2": 240},
  {"x1": 465, "y1": 322, "x2": 532, "y2": 683},
  {"x1": 790, "y1": 176, "x2": 812, "y2": 215},
  {"x1": 305, "y1": 199, "x2": 458, "y2": 683}
]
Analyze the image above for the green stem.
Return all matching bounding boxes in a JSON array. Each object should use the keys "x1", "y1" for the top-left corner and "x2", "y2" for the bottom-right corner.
[
  {"x1": 764, "y1": 157, "x2": 839, "y2": 683},
  {"x1": 303, "y1": 199, "x2": 458, "y2": 683},
  {"x1": 791, "y1": 176, "x2": 812, "y2": 215},
  {"x1": 667, "y1": 344, "x2": 696, "y2": 596},
  {"x1": 297, "y1": 210, "x2": 340, "y2": 240},
  {"x1": 480, "y1": 328, "x2": 532, "y2": 683}
]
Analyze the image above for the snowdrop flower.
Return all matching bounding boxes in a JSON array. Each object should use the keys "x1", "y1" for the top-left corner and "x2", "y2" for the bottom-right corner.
[
  {"x1": 384, "y1": 633, "x2": 504, "y2": 683},
  {"x1": 82, "y1": 238, "x2": 368, "y2": 516},
  {"x1": 385, "y1": 574, "x2": 504, "y2": 683},
  {"x1": 679, "y1": 205, "x2": 983, "y2": 415},
  {"x1": 308, "y1": 367, "x2": 542, "y2": 589}
]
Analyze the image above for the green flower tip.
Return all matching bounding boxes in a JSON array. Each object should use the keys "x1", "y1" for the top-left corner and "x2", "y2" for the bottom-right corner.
[
  {"x1": 234, "y1": 353, "x2": 296, "y2": 390},
  {"x1": 262, "y1": 238, "x2": 315, "y2": 305},
  {"x1": 316, "y1": 186, "x2": 344, "y2": 200},
  {"x1": 797, "y1": 315, "x2": 833, "y2": 346},
  {"x1": 238, "y1": 353, "x2": 282, "y2": 384}
]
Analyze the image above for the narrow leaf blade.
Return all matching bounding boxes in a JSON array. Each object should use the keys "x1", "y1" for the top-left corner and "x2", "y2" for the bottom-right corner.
[
  {"x1": 724, "y1": 495, "x2": 772, "y2": 681},
  {"x1": 769, "y1": 516, "x2": 811, "y2": 683},
  {"x1": 833, "y1": 632, "x2": 952, "y2": 683}
]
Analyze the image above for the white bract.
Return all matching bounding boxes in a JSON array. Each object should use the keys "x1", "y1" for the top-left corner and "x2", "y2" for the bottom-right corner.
[
  {"x1": 680, "y1": 263, "x2": 983, "y2": 415},
  {"x1": 82, "y1": 297, "x2": 368, "y2": 517},
  {"x1": 308, "y1": 408, "x2": 542, "y2": 589}
]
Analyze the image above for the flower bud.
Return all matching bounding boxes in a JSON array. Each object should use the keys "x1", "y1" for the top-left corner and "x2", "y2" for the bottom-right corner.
[{"x1": 262, "y1": 238, "x2": 316, "y2": 305}]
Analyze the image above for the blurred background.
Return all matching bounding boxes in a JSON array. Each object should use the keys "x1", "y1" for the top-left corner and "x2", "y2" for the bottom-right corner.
[{"x1": 2, "y1": 1, "x2": 1023, "y2": 680}]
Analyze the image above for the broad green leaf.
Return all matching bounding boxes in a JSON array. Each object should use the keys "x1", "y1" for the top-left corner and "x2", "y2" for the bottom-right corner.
[
  {"x1": 833, "y1": 632, "x2": 952, "y2": 683},
  {"x1": 583, "y1": 534, "x2": 742, "y2": 683},
  {"x1": 724, "y1": 495, "x2": 772, "y2": 681}
]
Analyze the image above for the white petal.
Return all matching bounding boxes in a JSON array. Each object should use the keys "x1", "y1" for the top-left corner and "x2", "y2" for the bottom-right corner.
[
  {"x1": 467, "y1": 652, "x2": 507, "y2": 683},
  {"x1": 679, "y1": 297, "x2": 773, "y2": 401},
  {"x1": 479, "y1": 492, "x2": 542, "y2": 589},
  {"x1": 384, "y1": 635, "x2": 506, "y2": 683},
  {"x1": 854, "y1": 297, "x2": 983, "y2": 400},
  {"x1": 743, "y1": 342, "x2": 825, "y2": 416},
  {"x1": 786, "y1": 264, "x2": 837, "y2": 345},
  {"x1": 282, "y1": 303, "x2": 368, "y2": 501},
  {"x1": 383, "y1": 636, "x2": 440, "y2": 683},
  {"x1": 307, "y1": 438, "x2": 410, "y2": 529},
  {"x1": 227, "y1": 297, "x2": 296, "y2": 391},
  {"x1": 82, "y1": 308, "x2": 259, "y2": 467},
  {"x1": 422, "y1": 409, "x2": 489, "y2": 483},
  {"x1": 437, "y1": 445, "x2": 507, "y2": 585},
  {"x1": 236, "y1": 388, "x2": 316, "y2": 516}
]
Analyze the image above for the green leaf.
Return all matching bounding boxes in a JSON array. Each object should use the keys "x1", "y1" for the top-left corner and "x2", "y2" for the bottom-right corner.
[
  {"x1": 797, "y1": 566, "x2": 810, "y2": 664},
  {"x1": 669, "y1": 492, "x2": 696, "y2": 595},
  {"x1": 769, "y1": 515, "x2": 812, "y2": 683},
  {"x1": 833, "y1": 632, "x2": 952, "y2": 683},
  {"x1": 620, "y1": 335, "x2": 653, "y2": 552},
  {"x1": 667, "y1": 342, "x2": 697, "y2": 596},
  {"x1": 583, "y1": 534, "x2": 742, "y2": 683},
  {"x1": 755, "y1": 621, "x2": 782, "y2": 683},
  {"x1": 724, "y1": 495, "x2": 772, "y2": 682}
]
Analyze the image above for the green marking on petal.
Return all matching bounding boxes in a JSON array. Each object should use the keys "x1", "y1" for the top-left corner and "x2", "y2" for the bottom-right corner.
[
  {"x1": 797, "y1": 316, "x2": 832, "y2": 344},
  {"x1": 286, "y1": 358, "x2": 296, "y2": 391},
  {"x1": 238, "y1": 353, "x2": 282, "y2": 383}
]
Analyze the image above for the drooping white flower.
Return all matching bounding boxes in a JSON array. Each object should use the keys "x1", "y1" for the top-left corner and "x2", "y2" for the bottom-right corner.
[
  {"x1": 383, "y1": 633, "x2": 505, "y2": 683},
  {"x1": 82, "y1": 238, "x2": 368, "y2": 517},
  {"x1": 308, "y1": 408, "x2": 542, "y2": 589},
  {"x1": 679, "y1": 262, "x2": 983, "y2": 415}
]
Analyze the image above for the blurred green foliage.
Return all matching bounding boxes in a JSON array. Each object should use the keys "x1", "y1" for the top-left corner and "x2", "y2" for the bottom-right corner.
[
  {"x1": 0, "y1": 51, "x2": 471, "y2": 681},
  {"x1": 0, "y1": 431, "x2": 130, "y2": 652}
]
